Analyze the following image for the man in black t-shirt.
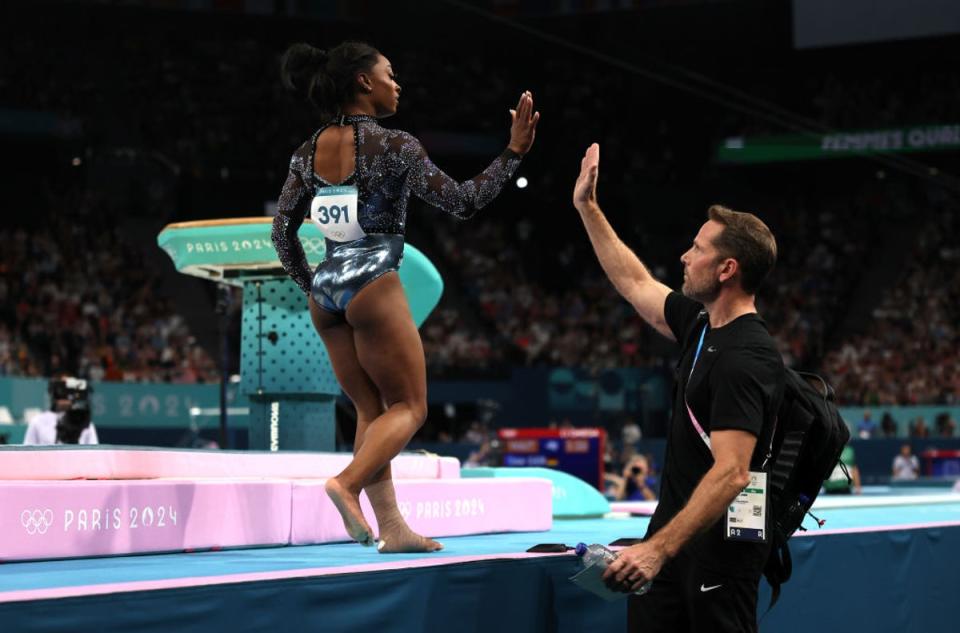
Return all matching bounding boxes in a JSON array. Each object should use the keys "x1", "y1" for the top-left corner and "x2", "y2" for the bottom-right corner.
[{"x1": 572, "y1": 144, "x2": 784, "y2": 633}]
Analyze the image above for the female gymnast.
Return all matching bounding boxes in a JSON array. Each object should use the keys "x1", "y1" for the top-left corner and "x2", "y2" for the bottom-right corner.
[{"x1": 272, "y1": 41, "x2": 538, "y2": 552}]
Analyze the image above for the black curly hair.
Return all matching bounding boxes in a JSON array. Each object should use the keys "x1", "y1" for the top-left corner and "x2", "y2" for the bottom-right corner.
[{"x1": 280, "y1": 41, "x2": 381, "y2": 120}]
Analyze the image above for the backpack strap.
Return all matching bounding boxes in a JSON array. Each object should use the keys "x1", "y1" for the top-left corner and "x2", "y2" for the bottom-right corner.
[{"x1": 763, "y1": 533, "x2": 793, "y2": 610}]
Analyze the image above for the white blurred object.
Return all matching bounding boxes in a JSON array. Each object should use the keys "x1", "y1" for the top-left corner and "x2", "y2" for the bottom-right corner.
[
  {"x1": 22, "y1": 408, "x2": 43, "y2": 424},
  {"x1": 622, "y1": 421, "x2": 642, "y2": 445},
  {"x1": 515, "y1": 176, "x2": 528, "y2": 189},
  {"x1": 0, "y1": 406, "x2": 13, "y2": 425}
]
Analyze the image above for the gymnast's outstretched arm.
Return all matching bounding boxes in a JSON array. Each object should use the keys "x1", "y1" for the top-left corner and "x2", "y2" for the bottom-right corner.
[
  {"x1": 403, "y1": 91, "x2": 539, "y2": 219},
  {"x1": 573, "y1": 143, "x2": 674, "y2": 341}
]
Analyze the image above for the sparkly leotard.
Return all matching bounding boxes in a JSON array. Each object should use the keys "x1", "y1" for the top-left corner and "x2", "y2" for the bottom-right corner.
[{"x1": 272, "y1": 114, "x2": 521, "y2": 314}]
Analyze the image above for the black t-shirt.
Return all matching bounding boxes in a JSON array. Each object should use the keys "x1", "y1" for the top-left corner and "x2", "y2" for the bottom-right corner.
[{"x1": 646, "y1": 292, "x2": 785, "y2": 578}]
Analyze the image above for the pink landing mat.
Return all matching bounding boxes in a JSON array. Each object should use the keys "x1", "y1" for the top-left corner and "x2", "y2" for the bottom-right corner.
[
  {"x1": 608, "y1": 501, "x2": 658, "y2": 516},
  {"x1": 290, "y1": 478, "x2": 554, "y2": 545},
  {"x1": 0, "y1": 477, "x2": 553, "y2": 561},
  {"x1": 0, "y1": 448, "x2": 460, "y2": 481},
  {"x1": 0, "y1": 479, "x2": 291, "y2": 561}
]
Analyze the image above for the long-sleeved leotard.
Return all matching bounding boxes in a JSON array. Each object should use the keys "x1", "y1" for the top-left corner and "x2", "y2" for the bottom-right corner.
[{"x1": 271, "y1": 114, "x2": 521, "y2": 312}]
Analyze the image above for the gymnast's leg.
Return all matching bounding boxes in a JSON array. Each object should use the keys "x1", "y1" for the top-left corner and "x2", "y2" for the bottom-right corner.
[
  {"x1": 311, "y1": 279, "x2": 441, "y2": 552},
  {"x1": 309, "y1": 297, "x2": 379, "y2": 545}
]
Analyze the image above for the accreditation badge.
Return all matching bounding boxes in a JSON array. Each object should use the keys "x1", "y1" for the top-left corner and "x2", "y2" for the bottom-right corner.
[
  {"x1": 310, "y1": 185, "x2": 365, "y2": 242},
  {"x1": 725, "y1": 470, "x2": 768, "y2": 543}
]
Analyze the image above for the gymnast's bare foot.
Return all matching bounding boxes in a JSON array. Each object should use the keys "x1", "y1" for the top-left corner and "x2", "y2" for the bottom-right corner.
[
  {"x1": 325, "y1": 477, "x2": 374, "y2": 546},
  {"x1": 363, "y1": 479, "x2": 443, "y2": 554},
  {"x1": 376, "y1": 525, "x2": 444, "y2": 554}
]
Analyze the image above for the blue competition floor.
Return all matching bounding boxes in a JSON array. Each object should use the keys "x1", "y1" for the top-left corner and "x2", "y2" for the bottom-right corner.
[
  {"x1": 3, "y1": 501, "x2": 959, "y2": 595},
  {"x1": 2, "y1": 503, "x2": 959, "y2": 633},
  {"x1": 862, "y1": 485, "x2": 955, "y2": 495},
  {"x1": 0, "y1": 517, "x2": 641, "y2": 594},
  {"x1": 803, "y1": 499, "x2": 959, "y2": 528}
]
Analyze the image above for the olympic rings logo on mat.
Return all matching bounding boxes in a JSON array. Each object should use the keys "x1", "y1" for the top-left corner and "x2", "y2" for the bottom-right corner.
[{"x1": 21, "y1": 509, "x2": 54, "y2": 535}]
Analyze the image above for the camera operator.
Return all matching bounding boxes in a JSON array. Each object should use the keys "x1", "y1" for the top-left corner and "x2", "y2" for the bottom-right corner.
[
  {"x1": 23, "y1": 377, "x2": 99, "y2": 445},
  {"x1": 606, "y1": 454, "x2": 658, "y2": 501}
]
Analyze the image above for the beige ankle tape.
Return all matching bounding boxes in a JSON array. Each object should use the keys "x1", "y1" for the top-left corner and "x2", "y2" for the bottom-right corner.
[
  {"x1": 365, "y1": 479, "x2": 442, "y2": 552},
  {"x1": 364, "y1": 479, "x2": 405, "y2": 527}
]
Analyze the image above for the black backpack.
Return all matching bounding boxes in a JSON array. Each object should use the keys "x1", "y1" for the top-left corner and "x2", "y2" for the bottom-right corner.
[{"x1": 762, "y1": 369, "x2": 851, "y2": 606}]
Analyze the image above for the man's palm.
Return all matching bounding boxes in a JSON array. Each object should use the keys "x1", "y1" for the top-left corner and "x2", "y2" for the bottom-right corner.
[{"x1": 573, "y1": 143, "x2": 600, "y2": 209}]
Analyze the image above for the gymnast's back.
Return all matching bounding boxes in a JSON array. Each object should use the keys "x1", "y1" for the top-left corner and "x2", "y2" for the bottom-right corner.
[{"x1": 276, "y1": 113, "x2": 521, "y2": 234}]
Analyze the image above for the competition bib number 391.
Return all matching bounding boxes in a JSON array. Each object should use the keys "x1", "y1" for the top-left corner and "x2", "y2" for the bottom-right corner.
[{"x1": 310, "y1": 185, "x2": 366, "y2": 242}]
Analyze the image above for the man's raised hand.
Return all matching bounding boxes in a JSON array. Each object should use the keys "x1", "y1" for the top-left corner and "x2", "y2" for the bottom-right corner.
[{"x1": 573, "y1": 143, "x2": 600, "y2": 211}]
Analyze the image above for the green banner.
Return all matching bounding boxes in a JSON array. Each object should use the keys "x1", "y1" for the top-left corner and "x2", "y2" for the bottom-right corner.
[{"x1": 718, "y1": 124, "x2": 960, "y2": 164}]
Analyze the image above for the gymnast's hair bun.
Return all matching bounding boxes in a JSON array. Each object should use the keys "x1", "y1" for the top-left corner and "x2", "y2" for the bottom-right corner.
[
  {"x1": 280, "y1": 43, "x2": 329, "y2": 101},
  {"x1": 280, "y1": 41, "x2": 381, "y2": 120}
]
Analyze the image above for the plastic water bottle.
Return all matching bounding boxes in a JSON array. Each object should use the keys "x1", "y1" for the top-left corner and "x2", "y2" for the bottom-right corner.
[
  {"x1": 575, "y1": 542, "x2": 653, "y2": 595},
  {"x1": 575, "y1": 542, "x2": 618, "y2": 567}
]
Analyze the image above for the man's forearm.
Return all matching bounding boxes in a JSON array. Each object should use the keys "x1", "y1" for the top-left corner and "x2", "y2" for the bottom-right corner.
[
  {"x1": 576, "y1": 201, "x2": 655, "y2": 294},
  {"x1": 646, "y1": 462, "x2": 749, "y2": 559}
]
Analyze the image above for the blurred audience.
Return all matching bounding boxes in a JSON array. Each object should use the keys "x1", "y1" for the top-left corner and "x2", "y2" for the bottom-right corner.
[
  {"x1": 891, "y1": 444, "x2": 920, "y2": 481},
  {"x1": 823, "y1": 207, "x2": 959, "y2": 406},
  {"x1": 880, "y1": 412, "x2": 898, "y2": 438},
  {"x1": 0, "y1": 187, "x2": 218, "y2": 383},
  {"x1": 857, "y1": 410, "x2": 877, "y2": 439},
  {"x1": 909, "y1": 416, "x2": 930, "y2": 439},
  {"x1": 934, "y1": 412, "x2": 957, "y2": 437}
]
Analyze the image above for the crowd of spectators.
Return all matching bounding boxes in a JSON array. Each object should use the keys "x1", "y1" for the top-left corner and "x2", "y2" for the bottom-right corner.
[
  {"x1": 2, "y1": 3, "x2": 958, "y2": 412},
  {"x1": 855, "y1": 410, "x2": 957, "y2": 439},
  {"x1": 0, "y1": 185, "x2": 218, "y2": 383},
  {"x1": 823, "y1": 202, "x2": 959, "y2": 406},
  {"x1": 422, "y1": 176, "x2": 919, "y2": 383},
  {"x1": 424, "y1": 221, "x2": 665, "y2": 374}
]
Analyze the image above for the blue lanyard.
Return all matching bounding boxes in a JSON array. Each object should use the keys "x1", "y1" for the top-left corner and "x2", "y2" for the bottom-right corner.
[
  {"x1": 689, "y1": 325, "x2": 708, "y2": 378},
  {"x1": 685, "y1": 324, "x2": 711, "y2": 447}
]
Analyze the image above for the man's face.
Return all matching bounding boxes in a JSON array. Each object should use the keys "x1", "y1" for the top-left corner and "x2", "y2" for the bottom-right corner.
[{"x1": 680, "y1": 220, "x2": 727, "y2": 303}]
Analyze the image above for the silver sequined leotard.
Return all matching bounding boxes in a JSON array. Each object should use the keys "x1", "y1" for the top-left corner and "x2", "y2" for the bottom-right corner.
[{"x1": 272, "y1": 114, "x2": 521, "y2": 313}]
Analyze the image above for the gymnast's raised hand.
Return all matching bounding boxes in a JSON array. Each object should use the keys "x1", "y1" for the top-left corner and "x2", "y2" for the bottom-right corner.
[{"x1": 508, "y1": 90, "x2": 540, "y2": 156}]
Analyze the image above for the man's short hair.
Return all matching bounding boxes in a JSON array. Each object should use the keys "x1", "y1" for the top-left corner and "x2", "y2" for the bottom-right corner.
[{"x1": 707, "y1": 205, "x2": 777, "y2": 295}]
